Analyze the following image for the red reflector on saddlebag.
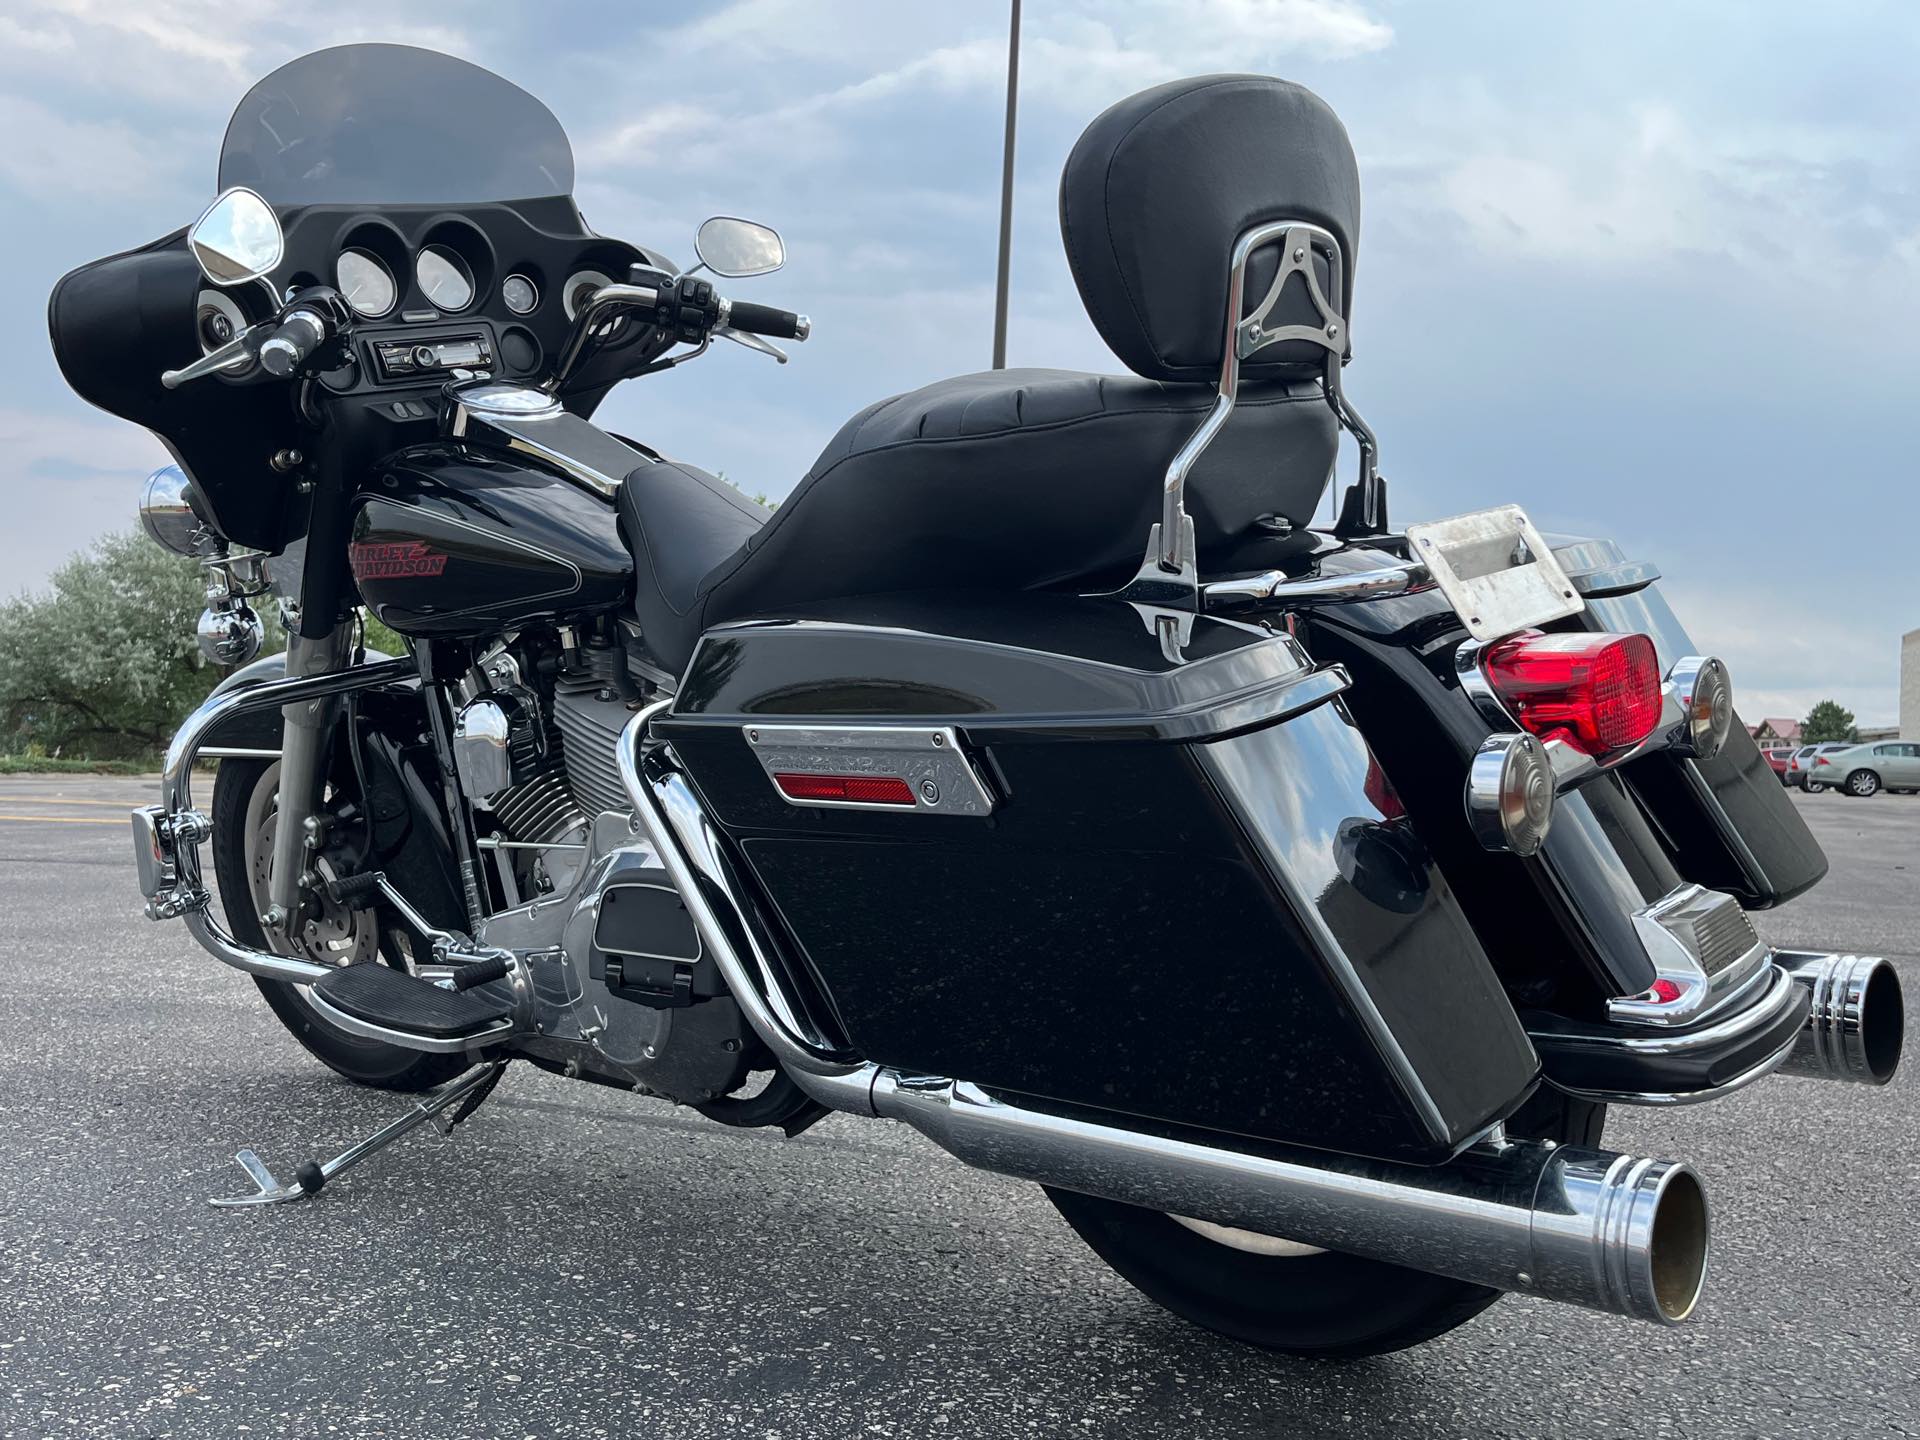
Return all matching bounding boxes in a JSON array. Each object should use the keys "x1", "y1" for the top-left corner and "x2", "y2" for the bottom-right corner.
[
  {"x1": 774, "y1": 772, "x2": 917, "y2": 806},
  {"x1": 1481, "y1": 631, "x2": 1663, "y2": 757}
]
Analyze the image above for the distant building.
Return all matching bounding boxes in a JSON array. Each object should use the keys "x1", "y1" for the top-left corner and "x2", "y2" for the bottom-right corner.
[
  {"x1": 1751, "y1": 717, "x2": 1802, "y2": 747},
  {"x1": 1903, "y1": 629, "x2": 1920, "y2": 741},
  {"x1": 1859, "y1": 725, "x2": 1900, "y2": 743}
]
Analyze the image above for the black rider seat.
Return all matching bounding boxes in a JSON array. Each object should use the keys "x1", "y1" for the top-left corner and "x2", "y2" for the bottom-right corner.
[
  {"x1": 617, "y1": 366, "x2": 1337, "y2": 677},
  {"x1": 619, "y1": 73, "x2": 1362, "y2": 678}
]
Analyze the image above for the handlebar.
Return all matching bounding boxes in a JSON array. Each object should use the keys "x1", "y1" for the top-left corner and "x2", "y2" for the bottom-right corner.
[
  {"x1": 721, "y1": 298, "x2": 810, "y2": 342},
  {"x1": 547, "y1": 276, "x2": 810, "y2": 391},
  {"x1": 258, "y1": 308, "x2": 328, "y2": 377},
  {"x1": 160, "y1": 289, "x2": 344, "y2": 390}
]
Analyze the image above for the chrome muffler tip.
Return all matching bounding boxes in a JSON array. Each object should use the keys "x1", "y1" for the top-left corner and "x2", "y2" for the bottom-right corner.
[
  {"x1": 1775, "y1": 952, "x2": 1905, "y2": 1086},
  {"x1": 1537, "y1": 1153, "x2": 1711, "y2": 1326}
]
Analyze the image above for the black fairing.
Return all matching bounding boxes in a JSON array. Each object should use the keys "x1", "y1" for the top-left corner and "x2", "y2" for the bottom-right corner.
[
  {"x1": 48, "y1": 232, "x2": 302, "y2": 551},
  {"x1": 659, "y1": 594, "x2": 1540, "y2": 1164},
  {"x1": 350, "y1": 442, "x2": 629, "y2": 635},
  {"x1": 47, "y1": 194, "x2": 674, "y2": 557}
]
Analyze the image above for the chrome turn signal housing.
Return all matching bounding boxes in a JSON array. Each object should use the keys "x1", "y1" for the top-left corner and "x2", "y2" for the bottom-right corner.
[
  {"x1": 197, "y1": 601, "x2": 263, "y2": 668},
  {"x1": 140, "y1": 464, "x2": 208, "y2": 556},
  {"x1": 1466, "y1": 730, "x2": 1555, "y2": 855},
  {"x1": 1665, "y1": 655, "x2": 1733, "y2": 761}
]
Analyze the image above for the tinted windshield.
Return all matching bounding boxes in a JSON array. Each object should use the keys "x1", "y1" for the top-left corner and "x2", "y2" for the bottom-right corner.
[{"x1": 217, "y1": 44, "x2": 573, "y2": 207}]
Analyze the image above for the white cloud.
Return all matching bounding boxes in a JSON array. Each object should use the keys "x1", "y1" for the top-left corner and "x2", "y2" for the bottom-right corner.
[
  {"x1": 1372, "y1": 88, "x2": 1915, "y2": 286},
  {"x1": 0, "y1": 404, "x2": 171, "y2": 478},
  {"x1": 0, "y1": 94, "x2": 190, "y2": 199},
  {"x1": 1663, "y1": 579, "x2": 1905, "y2": 728},
  {"x1": 0, "y1": 404, "x2": 171, "y2": 599}
]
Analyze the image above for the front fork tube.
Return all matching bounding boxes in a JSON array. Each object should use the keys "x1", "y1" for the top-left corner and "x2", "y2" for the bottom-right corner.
[
  {"x1": 264, "y1": 625, "x2": 354, "y2": 930},
  {"x1": 422, "y1": 680, "x2": 487, "y2": 930}
]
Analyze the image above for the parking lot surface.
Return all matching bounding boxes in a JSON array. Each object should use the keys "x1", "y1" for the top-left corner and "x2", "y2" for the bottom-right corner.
[{"x1": 1, "y1": 774, "x2": 1914, "y2": 1438}]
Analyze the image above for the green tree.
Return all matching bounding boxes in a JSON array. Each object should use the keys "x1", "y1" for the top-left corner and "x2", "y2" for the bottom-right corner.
[
  {"x1": 1801, "y1": 699, "x2": 1858, "y2": 745},
  {"x1": 0, "y1": 531, "x2": 230, "y2": 758}
]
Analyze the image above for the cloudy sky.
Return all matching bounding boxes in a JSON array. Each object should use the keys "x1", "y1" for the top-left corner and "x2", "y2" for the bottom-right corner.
[{"x1": 4, "y1": 0, "x2": 1915, "y2": 724}]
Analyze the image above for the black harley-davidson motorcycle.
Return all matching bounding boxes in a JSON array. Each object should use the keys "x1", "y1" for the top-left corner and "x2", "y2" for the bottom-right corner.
[{"x1": 51, "y1": 45, "x2": 1905, "y2": 1357}]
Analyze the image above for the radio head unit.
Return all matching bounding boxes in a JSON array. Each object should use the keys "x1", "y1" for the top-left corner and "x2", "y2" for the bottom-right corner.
[{"x1": 371, "y1": 333, "x2": 494, "y2": 382}]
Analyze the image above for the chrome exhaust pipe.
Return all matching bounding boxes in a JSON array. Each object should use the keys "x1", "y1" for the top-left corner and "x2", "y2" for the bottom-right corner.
[
  {"x1": 870, "y1": 1076, "x2": 1709, "y2": 1326},
  {"x1": 620, "y1": 714, "x2": 1710, "y2": 1326},
  {"x1": 1775, "y1": 952, "x2": 1905, "y2": 1085}
]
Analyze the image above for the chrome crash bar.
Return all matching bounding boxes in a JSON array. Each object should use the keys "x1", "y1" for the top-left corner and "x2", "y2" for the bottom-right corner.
[{"x1": 134, "y1": 658, "x2": 415, "y2": 986}]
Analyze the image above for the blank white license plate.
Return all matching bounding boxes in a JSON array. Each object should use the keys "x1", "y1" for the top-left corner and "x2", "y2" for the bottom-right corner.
[{"x1": 1404, "y1": 505, "x2": 1584, "y2": 643}]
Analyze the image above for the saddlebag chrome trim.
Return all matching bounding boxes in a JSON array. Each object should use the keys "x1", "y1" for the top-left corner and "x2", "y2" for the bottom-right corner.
[
  {"x1": 617, "y1": 707, "x2": 1710, "y2": 1326},
  {"x1": 1610, "y1": 882, "x2": 1772, "y2": 1026}
]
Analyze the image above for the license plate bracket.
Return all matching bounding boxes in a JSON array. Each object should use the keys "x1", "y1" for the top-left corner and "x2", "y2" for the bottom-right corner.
[{"x1": 1405, "y1": 505, "x2": 1584, "y2": 642}]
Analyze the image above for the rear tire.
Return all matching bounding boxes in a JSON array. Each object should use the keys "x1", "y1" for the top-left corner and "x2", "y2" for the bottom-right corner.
[
  {"x1": 1046, "y1": 1088, "x2": 1604, "y2": 1358},
  {"x1": 1845, "y1": 769, "x2": 1881, "y2": 797},
  {"x1": 1805, "y1": 782, "x2": 1828, "y2": 794},
  {"x1": 211, "y1": 757, "x2": 467, "y2": 1092}
]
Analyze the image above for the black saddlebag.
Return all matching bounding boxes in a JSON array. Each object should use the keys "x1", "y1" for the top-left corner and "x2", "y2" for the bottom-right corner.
[{"x1": 656, "y1": 594, "x2": 1539, "y2": 1164}]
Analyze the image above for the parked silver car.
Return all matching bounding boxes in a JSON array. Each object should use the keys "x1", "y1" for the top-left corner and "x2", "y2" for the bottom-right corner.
[
  {"x1": 1788, "y1": 741, "x2": 1857, "y2": 793},
  {"x1": 1806, "y1": 741, "x2": 1920, "y2": 797}
]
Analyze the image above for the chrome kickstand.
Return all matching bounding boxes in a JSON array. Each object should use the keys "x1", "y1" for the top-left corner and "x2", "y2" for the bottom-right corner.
[{"x1": 211, "y1": 1060, "x2": 508, "y2": 1208}]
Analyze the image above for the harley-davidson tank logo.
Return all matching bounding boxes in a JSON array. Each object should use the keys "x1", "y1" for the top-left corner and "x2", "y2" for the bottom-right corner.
[{"x1": 349, "y1": 540, "x2": 449, "y2": 580}]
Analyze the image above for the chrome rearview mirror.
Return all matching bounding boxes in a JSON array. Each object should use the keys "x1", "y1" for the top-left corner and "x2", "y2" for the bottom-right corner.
[
  {"x1": 694, "y1": 216, "x2": 784, "y2": 278},
  {"x1": 188, "y1": 187, "x2": 284, "y2": 286}
]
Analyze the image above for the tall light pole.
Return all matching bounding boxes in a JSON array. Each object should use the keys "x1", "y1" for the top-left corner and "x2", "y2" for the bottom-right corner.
[{"x1": 990, "y1": 0, "x2": 1021, "y2": 369}]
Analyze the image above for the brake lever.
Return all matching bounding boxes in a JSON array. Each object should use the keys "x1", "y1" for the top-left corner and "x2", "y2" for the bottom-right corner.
[
  {"x1": 714, "y1": 326, "x2": 789, "y2": 365},
  {"x1": 161, "y1": 324, "x2": 262, "y2": 389}
]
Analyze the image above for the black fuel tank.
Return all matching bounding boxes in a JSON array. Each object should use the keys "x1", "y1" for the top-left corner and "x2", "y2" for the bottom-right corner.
[{"x1": 350, "y1": 442, "x2": 630, "y2": 636}]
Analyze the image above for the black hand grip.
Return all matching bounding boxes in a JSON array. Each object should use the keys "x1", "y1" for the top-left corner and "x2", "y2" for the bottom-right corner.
[
  {"x1": 258, "y1": 308, "x2": 329, "y2": 377},
  {"x1": 725, "y1": 300, "x2": 808, "y2": 341},
  {"x1": 451, "y1": 955, "x2": 512, "y2": 992}
]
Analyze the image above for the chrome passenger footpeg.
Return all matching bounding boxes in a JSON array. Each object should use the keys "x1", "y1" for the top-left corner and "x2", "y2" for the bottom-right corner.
[{"x1": 210, "y1": 1061, "x2": 507, "y2": 1208}]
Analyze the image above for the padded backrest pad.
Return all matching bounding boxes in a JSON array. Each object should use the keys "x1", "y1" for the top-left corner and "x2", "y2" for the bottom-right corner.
[{"x1": 1060, "y1": 75, "x2": 1360, "y2": 383}]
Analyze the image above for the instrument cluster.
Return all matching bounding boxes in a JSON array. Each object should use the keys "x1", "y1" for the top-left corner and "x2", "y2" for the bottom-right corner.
[{"x1": 263, "y1": 200, "x2": 671, "y2": 394}]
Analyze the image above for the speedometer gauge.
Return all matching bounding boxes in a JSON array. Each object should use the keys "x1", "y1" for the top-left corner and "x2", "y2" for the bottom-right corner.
[
  {"x1": 416, "y1": 246, "x2": 474, "y2": 312},
  {"x1": 336, "y1": 248, "x2": 396, "y2": 318}
]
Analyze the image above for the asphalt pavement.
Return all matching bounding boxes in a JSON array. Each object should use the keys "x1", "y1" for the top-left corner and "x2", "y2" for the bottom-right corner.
[{"x1": 1, "y1": 773, "x2": 1915, "y2": 1438}]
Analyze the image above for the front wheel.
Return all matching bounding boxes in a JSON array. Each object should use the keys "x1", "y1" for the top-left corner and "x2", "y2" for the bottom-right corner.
[
  {"x1": 1845, "y1": 769, "x2": 1882, "y2": 797},
  {"x1": 211, "y1": 757, "x2": 467, "y2": 1091},
  {"x1": 1046, "y1": 1089, "x2": 1604, "y2": 1358}
]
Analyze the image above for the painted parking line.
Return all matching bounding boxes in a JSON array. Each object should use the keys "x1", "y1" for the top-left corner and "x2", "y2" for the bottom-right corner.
[
  {"x1": 0, "y1": 794, "x2": 139, "y2": 807},
  {"x1": 0, "y1": 814, "x2": 127, "y2": 826}
]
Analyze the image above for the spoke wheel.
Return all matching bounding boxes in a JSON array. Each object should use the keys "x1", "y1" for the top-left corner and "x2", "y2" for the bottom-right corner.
[
  {"x1": 212, "y1": 757, "x2": 467, "y2": 1091},
  {"x1": 1846, "y1": 770, "x2": 1881, "y2": 797}
]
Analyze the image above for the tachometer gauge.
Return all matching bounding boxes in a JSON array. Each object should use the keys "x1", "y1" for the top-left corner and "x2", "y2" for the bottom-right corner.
[
  {"x1": 336, "y1": 248, "x2": 396, "y2": 318},
  {"x1": 501, "y1": 273, "x2": 539, "y2": 315},
  {"x1": 417, "y1": 246, "x2": 474, "y2": 312}
]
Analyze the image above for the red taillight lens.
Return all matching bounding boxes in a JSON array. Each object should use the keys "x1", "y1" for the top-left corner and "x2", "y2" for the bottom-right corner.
[
  {"x1": 1481, "y1": 631, "x2": 1663, "y2": 757},
  {"x1": 774, "y1": 772, "x2": 916, "y2": 806},
  {"x1": 1814, "y1": 756, "x2": 1831, "y2": 767}
]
